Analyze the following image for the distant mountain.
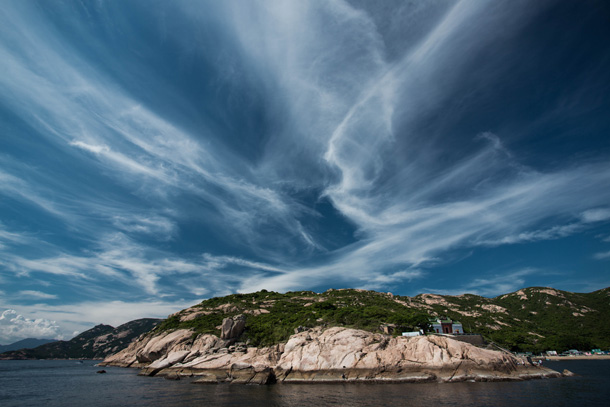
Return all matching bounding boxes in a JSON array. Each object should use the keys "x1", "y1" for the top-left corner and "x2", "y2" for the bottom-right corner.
[
  {"x1": 0, "y1": 318, "x2": 161, "y2": 360},
  {"x1": 149, "y1": 287, "x2": 609, "y2": 353},
  {"x1": 0, "y1": 338, "x2": 56, "y2": 353}
]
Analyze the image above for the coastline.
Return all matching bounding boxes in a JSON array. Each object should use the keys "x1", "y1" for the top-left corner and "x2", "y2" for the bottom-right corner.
[
  {"x1": 159, "y1": 364, "x2": 562, "y2": 384},
  {"x1": 0, "y1": 357, "x2": 103, "y2": 361},
  {"x1": 544, "y1": 355, "x2": 610, "y2": 361},
  {"x1": 3, "y1": 359, "x2": 610, "y2": 407},
  {"x1": 101, "y1": 326, "x2": 566, "y2": 384}
]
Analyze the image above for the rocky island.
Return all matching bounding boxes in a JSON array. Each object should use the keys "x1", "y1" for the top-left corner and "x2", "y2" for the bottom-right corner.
[
  {"x1": 102, "y1": 321, "x2": 561, "y2": 384},
  {"x1": 101, "y1": 289, "x2": 572, "y2": 384}
]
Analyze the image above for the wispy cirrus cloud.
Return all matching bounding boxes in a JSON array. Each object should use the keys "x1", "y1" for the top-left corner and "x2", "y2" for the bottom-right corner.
[
  {"x1": 1, "y1": 0, "x2": 610, "y2": 341},
  {"x1": 18, "y1": 291, "x2": 58, "y2": 300},
  {"x1": 0, "y1": 230, "x2": 256, "y2": 299},
  {"x1": 111, "y1": 215, "x2": 177, "y2": 240},
  {"x1": 1, "y1": 3, "x2": 314, "y2": 258},
  {"x1": 424, "y1": 268, "x2": 542, "y2": 297},
  {"x1": 0, "y1": 170, "x2": 73, "y2": 221},
  {"x1": 0, "y1": 223, "x2": 33, "y2": 249},
  {"x1": 593, "y1": 251, "x2": 610, "y2": 260},
  {"x1": 582, "y1": 208, "x2": 610, "y2": 223}
]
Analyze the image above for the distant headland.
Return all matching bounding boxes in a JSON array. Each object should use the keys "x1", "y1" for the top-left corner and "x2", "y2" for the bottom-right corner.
[
  {"x1": 98, "y1": 287, "x2": 609, "y2": 383},
  {"x1": 3, "y1": 287, "x2": 608, "y2": 384}
]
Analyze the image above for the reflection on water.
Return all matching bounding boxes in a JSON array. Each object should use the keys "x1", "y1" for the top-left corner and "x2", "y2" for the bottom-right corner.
[{"x1": 0, "y1": 360, "x2": 608, "y2": 407}]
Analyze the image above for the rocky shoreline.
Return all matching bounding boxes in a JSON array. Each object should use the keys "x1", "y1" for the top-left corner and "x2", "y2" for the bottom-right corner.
[
  {"x1": 100, "y1": 317, "x2": 564, "y2": 384},
  {"x1": 544, "y1": 355, "x2": 610, "y2": 361}
]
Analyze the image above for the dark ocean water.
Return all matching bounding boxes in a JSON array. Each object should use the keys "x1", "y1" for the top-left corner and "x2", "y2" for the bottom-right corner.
[{"x1": 0, "y1": 359, "x2": 608, "y2": 407}]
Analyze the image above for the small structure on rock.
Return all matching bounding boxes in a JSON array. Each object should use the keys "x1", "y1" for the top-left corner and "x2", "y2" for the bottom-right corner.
[{"x1": 430, "y1": 317, "x2": 463, "y2": 334}]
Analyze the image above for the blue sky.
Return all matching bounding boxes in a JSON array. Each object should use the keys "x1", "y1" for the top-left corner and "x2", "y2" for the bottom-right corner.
[{"x1": 1, "y1": 0, "x2": 610, "y2": 343}]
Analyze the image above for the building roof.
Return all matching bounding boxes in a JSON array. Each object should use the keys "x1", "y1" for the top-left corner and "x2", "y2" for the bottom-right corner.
[{"x1": 430, "y1": 317, "x2": 461, "y2": 324}]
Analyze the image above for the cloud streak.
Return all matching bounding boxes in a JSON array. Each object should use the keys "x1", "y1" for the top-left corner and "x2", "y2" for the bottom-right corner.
[
  {"x1": 425, "y1": 268, "x2": 543, "y2": 297},
  {"x1": 1, "y1": 0, "x2": 610, "y2": 338}
]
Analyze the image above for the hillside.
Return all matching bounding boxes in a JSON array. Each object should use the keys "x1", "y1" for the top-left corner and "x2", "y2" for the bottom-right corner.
[
  {"x1": 152, "y1": 287, "x2": 609, "y2": 353},
  {"x1": 0, "y1": 338, "x2": 56, "y2": 353},
  {"x1": 154, "y1": 289, "x2": 430, "y2": 348},
  {"x1": 406, "y1": 286, "x2": 610, "y2": 352},
  {"x1": 0, "y1": 318, "x2": 161, "y2": 360}
]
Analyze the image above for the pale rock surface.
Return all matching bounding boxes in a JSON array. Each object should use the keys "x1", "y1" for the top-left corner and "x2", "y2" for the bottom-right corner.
[
  {"x1": 136, "y1": 329, "x2": 194, "y2": 363},
  {"x1": 102, "y1": 326, "x2": 561, "y2": 384},
  {"x1": 273, "y1": 327, "x2": 532, "y2": 382},
  {"x1": 103, "y1": 329, "x2": 193, "y2": 367},
  {"x1": 220, "y1": 315, "x2": 246, "y2": 340},
  {"x1": 144, "y1": 350, "x2": 191, "y2": 375}
]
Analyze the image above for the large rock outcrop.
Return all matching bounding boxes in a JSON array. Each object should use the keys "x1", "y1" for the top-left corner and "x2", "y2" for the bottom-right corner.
[
  {"x1": 274, "y1": 327, "x2": 552, "y2": 382},
  {"x1": 102, "y1": 326, "x2": 561, "y2": 384},
  {"x1": 220, "y1": 315, "x2": 246, "y2": 341}
]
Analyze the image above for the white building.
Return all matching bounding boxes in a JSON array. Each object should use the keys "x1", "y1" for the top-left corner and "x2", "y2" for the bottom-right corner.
[{"x1": 402, "y1": 330, "x2": 424, "y2": 337}]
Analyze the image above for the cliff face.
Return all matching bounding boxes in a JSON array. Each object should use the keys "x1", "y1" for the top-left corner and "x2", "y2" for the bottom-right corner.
[{"x1": 102, "y1": 321, "x2": 560, "y2": 384}]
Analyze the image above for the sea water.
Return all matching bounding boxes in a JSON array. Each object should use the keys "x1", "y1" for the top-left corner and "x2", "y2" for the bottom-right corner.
[{"x1": 0, "y1": 359, "x2": 608, "y2": 407}]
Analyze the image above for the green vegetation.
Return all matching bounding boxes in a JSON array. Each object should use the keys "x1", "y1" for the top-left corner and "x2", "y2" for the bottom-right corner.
[
  {"x1": 157, "y1": 289, "x2": 430, "y2": 347},
  {"x1": 405, "y1": 287, "x2": 610, "y2": 353},
  {"x1": 155, "y1": 287, "x2": 610, "y2": 352},
  {"x1": 10, "y1": 287, "x2": 605, "y2": 359},
  {"x1": 154, "y1": 313, "x2": 226, "y2": 336}
]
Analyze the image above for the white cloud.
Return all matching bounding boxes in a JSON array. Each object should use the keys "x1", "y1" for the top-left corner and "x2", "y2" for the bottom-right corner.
[
  {"x1": 7, "y1": 256, "x2": 91, "y2": 278},
  {"x1": 0, "y1": 309, "x2": 62, "y2": 344},
  {"x1": 0, "y1": 170, "x2": 70, "y2": 221},
  {"x1": 202, "y1": 253, "x2": 287, "y2": 274},
  {"x1": 0, "y1": 232, "x2": 246, "y2": 298},
  {"x1": 593, "y1": 251, "x2": 610, "y2": 260},
  {"x1": 1, "y1": 3, "x2": 313, "y2": 259},
  {"x1": 357, "y1": 269, "x2": 425, "y2": 291},
  {"x1": 0, "y1": 300, "x2": 193, "y2": 343},
  {"x1": 68, "y1": 140, "x2": 109, "y2": 155},
  {"x1": 480, "y1": 223, "x2": 583, "y2": 246},
  {"x1": 1, "y1": 0, "x2": 609, "y2": 305},
  {"x1": 0, "y1": 223, "x2": 31, "y2": 246},
  {"x1": 18, "y1": 291, "x2": 58, "y2": 300},
  {"x1": 582, "y1": 208, "x2": 610, "y2": 223},
  {"x1": 111, "y1": 215, "x2": 177, "y2": 240},
  {"x1": 426, "y1": 268, "x2": 541, "y2": 297}
]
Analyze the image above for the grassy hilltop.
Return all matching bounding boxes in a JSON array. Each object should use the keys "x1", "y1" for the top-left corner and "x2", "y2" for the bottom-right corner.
[
  {"x1": 154, "y1": 287, "x2": 610, "y2": 353},
  {"x1": 155, "y1": 289, "x2": 429, "y2": 347},
  {"x1": 408, "y1": 287, "x2": 610, "y2": 352}
]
